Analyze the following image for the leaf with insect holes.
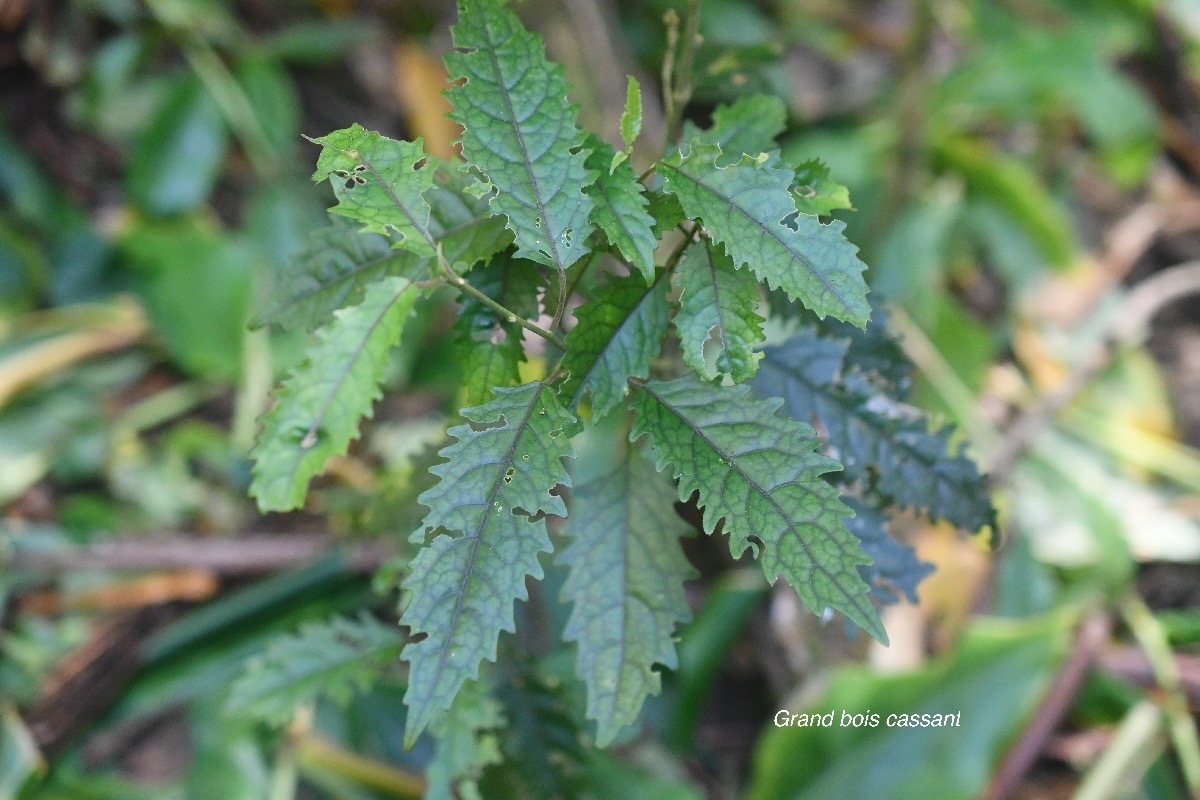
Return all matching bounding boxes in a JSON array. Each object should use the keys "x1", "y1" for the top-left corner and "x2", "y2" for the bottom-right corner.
[
  {"x1": 585, "y1": 135, "x2": 657, "y2": 281},
  {"x1": 558, "y1": 273, "x2": 670, "y2": 419},
  {"x1": 310, "y1": 124, "x2": 437, "y2": 256},
  {"x1": 251, "y1": 276, "x2": 418, "y2": 511},
  {"x1": 256, "y1": 171, "x2": 510, "y2": 331},
  {"x1": 446, "y1": 0, "x2": 594, "y2": 274},
  {"x1": 224, "y1": 613, "x2": 403, "y2": 725},
  {"x1": 753, "y1": 328, "x2": 994, "y2": 533},
  {"x1": 791, "y1": 159, "x2": 853, "y2": 217},
  {"x1": 560, "y1": 418, "x2": 694, "y2": 746},
  {"x1": 659, "y1": 142, "x2": 870, "y2": 326},
  {"x1": 673, "y1": 239, "x2": 765, "y2": 383},
  {"x1": 400, "y1": 382, "x2": 575, "y2": 745},
  {"x1": 629, "y1": 376, "x2": 885, "y2": 642},
  {"x1": 683, "y1": 93, "x2": 787, "y2": 163}
]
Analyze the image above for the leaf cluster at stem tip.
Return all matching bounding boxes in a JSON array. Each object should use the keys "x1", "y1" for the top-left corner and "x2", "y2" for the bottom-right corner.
[{"x1": 248, "y1": 0, "x2": 993, "y2": 758}]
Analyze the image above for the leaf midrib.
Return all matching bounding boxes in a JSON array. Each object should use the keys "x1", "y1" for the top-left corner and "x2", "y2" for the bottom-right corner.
[
  {"x1": 635, "y1": 382, "x2": 877, "y2": 631},
  {"x1": 427, "y1": 383, "x2": 546, "y2": 702},
  {"x1": 479, "y1": 18, "x2": 569, "y2": 274},
  {"x1": 569, "y1": 276, "x2": 662, "y2": 408},
  {"x1": 659, "y1": 158, "x2": 849, "y2": 310}
]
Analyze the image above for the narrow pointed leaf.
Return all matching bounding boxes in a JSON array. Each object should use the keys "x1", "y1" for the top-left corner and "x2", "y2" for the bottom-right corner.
[
  {"x1": 585, "y1": 136, "x2": 657, "y2": 281},
  {"x1": 251, "y1": 276, "x2": 418, "y2": 511},
  {"x1": 224, "y1": 613, "x2": 403, "y2": 725},
  {"x1": 560, "y1": 421, "x2": 694, "y2": 745},
  {"x1": 558, "y1": 273, "x2": 670, "y2": 419},
  {"x1": 311, "y1": 124, "x2": 436, "y2": 255},
  {"x1": 673, "y1": 239, "x2": 765, "y2": 382},
  {"x1": 446, "y1": 0, "x2": 594, "y2": 273},
  {"x1": 620, "y1": 76, "x2": 643, "y2": 154},
  {"x1": 753, "y1": 329, "x2": 994, "y2": 533},
  {"x1": 401, "y1": 382, "x2": 576, "y2": 744},
  {"x1": 659, "y1": 142, "x2": 869, "y2": 326},
  {"x1": 629, "y1": 376, "x2": 885, "y2": 642}
]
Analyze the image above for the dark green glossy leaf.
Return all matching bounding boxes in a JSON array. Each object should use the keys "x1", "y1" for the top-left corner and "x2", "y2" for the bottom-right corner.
[{"x1": 127, "y1": 77, "x2": 230, "y2": 215}]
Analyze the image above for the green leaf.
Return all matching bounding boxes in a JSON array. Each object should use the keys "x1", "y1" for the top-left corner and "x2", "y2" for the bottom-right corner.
[
  {"x1": 310, "y1": 123, "x2": 437, "y2": 256},
  {"x1": 629, "y1": 376, "x2": 885, "y2": 642},
  {"x1": 257, "y1": 173, "x2": 510, "y2": 331},
  {"x1": 684, "y1": 93, "x2": 787, "y2": 163},
  {"x1": 127, "y1": 77, "x2": 230, "y2": 215},
  {"x1": 223, "y1": 613, "x2": 402, "y2": 725},
  {"x1": 753, "y1": 329, "x2": 994, "y2": 533},
  {"x1": 659, "y1": 142, "x2": 869, "y2": 326},
  {"x1": 250, "y1": 276, "x2": 419, "y2": 511},
  {"x1": 0, "y1": 704, "x2": 42, "y2": 798},
  {"x1": 452, "y1": 253, "x2": 542, "y2": 406},
  {"x1": 400, "y1": 382, "x2": 576, "y2": 744},
  {"x1": 791, "y1": 158, "x2": 853, "y2": 217},
  {"x1": 620, "y1": 76, "x2": 643, "y2": 155},
  {"x1": 234, "y1": 55, "x2": 301, "y2": 158},
  {"x1": 558, "y1": 273, "x2": 671, "y2": 419},
  {"x1": 843, "y1": 498, "x2": 933, "y2": 606},
  {"x1": 427, "y1": 677, "x2": 506, "y2": 800},
  {"x1": 481, "y1": 664, "x2": 588, "y2": 799},
  {"x1": 585, "y1": 136, "x2": 658, "y2": 281},
  {"x1": 646, "y1": 189, "x2": 687, "y2": 236},
  {"x1": 446, "y1": 0, "x2": 595, "y2": 275},
  {"x1": 429, "y1": 167, "x2": 515, "y2": 272},
  {"x1": 673, "y1": 239, "x2": 764, "y2": 382},
  {"x1": 254, "y1": 219, "x2": 425, "y2": 331},
  {"x1": 121, "y1": 218, "x2": 250, "y2": 381},
  {"x1": 559, "y1": 417, "x2": 694, "y2": 746}
]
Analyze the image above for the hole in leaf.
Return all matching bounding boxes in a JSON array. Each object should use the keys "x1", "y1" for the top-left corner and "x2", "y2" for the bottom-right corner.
[
  {"x1": 467, "y1": 413, "x2": 508, "y2": 432},
  {"x1": 503, "y1": 467, "x2": 515, "y2": 484},
  {"x1": 746, "y1": 533, "x2": 764, "y2": 558}
]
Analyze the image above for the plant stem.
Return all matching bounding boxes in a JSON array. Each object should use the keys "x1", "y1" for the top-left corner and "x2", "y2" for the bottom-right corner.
[
  {"x1": 549, "y1": 250, "x2": 599, "y2": 336},
  {"x1": 661, "y1": 0, "x2": 701, "y2": 147},
  {"x1": 1122, "y1": 592, "x2": 1200, "y2": 793},
  {"x1": 1074, "y1": 699, "x2": 1167, "y2": 800},
  {"x1": 441, "y1": 259, "x2": 566, "y2": 350},
  {"x1": 294, "y1": 735, "x2": 425, "y2": 798},
  {"x1": 663, "y1": 223, "x2": 699, "y2": 273},
  {"x1": 874, "y1": 0, "x2": 933, "y2": 237}
]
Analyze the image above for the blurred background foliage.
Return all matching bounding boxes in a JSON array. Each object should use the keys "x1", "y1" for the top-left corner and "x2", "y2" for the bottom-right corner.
[{"x1": 2, "y1": 0, "x2": 1200, "y2": 798}]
